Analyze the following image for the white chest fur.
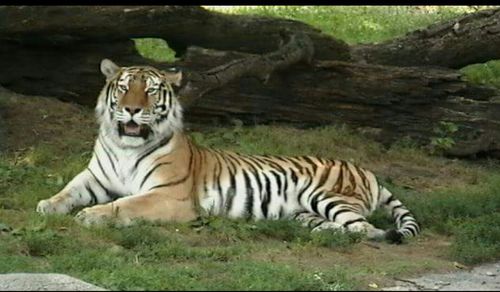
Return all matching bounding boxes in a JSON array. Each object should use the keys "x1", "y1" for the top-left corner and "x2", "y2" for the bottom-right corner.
[{"x1": 91, "y1": 135, "x2": 176, "y2": 198}]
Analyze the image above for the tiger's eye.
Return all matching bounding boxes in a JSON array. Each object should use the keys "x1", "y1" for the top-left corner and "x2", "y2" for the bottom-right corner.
[
  {"x1": 118, "y1": 84, "x2": 128, "y2": 92},
  {"x1": 147, "y1": 87, "x2": 158, "y2": 95}
]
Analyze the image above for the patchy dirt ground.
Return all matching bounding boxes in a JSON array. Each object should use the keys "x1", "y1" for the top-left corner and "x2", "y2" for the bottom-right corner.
[
  {"x1": 383, "y1": 261, "x2": 500, "y2": 291},
  {"x1": 0, "y1": 86, "x2": 95, "y2": 154}
]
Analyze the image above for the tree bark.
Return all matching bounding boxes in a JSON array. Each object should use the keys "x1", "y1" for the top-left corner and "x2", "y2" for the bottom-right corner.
[
  {"x1": 180, "y1": 47, "x2": 500, "y2": 158},
  {"x1": 0, "y1": 6, "x2": 349, "y2": 60},
  {"x1": 352, "y1": 8, "x2": 500, "y2": 69}
]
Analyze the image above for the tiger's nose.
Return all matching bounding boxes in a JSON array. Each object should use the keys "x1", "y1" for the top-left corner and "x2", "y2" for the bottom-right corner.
[{"x1": 124, "y1": 107, "x2": 142, "y2": 115}]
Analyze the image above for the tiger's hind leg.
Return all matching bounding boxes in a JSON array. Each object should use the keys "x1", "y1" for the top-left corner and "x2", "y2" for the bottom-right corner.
[{"x1": 292, "y1": 211, "x2": 385, "y2": 241}]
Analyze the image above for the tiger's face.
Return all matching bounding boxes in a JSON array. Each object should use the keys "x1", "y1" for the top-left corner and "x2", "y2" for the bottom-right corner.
[{"x1": 96, "y1": 59, "x2": 183, "y2": 148}]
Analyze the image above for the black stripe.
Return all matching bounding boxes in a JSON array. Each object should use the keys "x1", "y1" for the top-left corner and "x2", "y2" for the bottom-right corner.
[
  {"x1": 95, "y1": 153, "x2": 111, "y2": 182},
  {"x1": 85, "y1": 183, "x2": 98, "y2": 205},
  {"x1": 106, "y1": 190, "x2": 121, "y2": 201},
  {"x1": 105, "y1": 83, "x2": 113, "y2": 106},
  {"x1": 391, "y1": 204, "x2": 404, "y2": 217},
  {"x1": 87, "y1": 168, "x2": 106, "y2": 191},
  {"x1": 140, "y1": 161, "x2": 172, "y2": 189},
  {"x1": 134, "y1": 134, "x2": 172, "y2": 169},
  {"x1": 261, "y1": 174, "x2": 272, "y2": 218},
  {"x1": 99, "y1": 135, "x2": 117, "y2": 159},
  {"x1": 292, "y1": 210, "x2": 309, "y2": 219},
  {"x1": 342, "y1": 218, "x2": 367, "y2": 228},
  {"x1": 269, "y1": 170, "x2": 283, "y2": 197},
  {"x1": 304, "y1": 165, "x2": 332, "y2": 207},
  {"x1": 212, "y1": 154, "x2": 224, "y2": 213},
  {"x1": 148, "y1": 171, "x2": 190, "y2": 191},
  {"x1": 208, "y1": 152, "x2": 221, "y2": 193},
  {"x1": 260, "y1": 156, "x2": 287, "y2": 173},
  {"x1": 167, "y1": 90, "x2": 172, "y2": 109},
  {"x1": 301, "y1": 156, "x2": 318, "y2": 173},
  {"x1": 219, "y1": 154, "x2": 237, "y2": 215},
  {"x1": 290, "y1": 170, "x2": 299, "y2": 185},
  {"x1": 324, "y1": 200, "x2": 337, "y2": 219},
  {"x1": 356, "y1": 165, "x2": 371, "y2": 190},
  {"x1": 403, "y1": 222, "x2": 419, "y2": 236},
  {"x1": 148, "y1": 142, "x2": 193, "y2": 191},
  {"x1": 98, "y1": 138, "x2": 118, "y2": 177},
  {"x1": 334, "y1": 161, "x2": 345, "y2": 192},
  {"x1": 287, "y1": 157, "x2": 306, "y2": 174},
  {"x1": 235, "y1": 155, "x2": 263, "y2": 196},
  {"x1": 385, "y1": 194, "x2": 396, "y2": 205},
  {"x1": 278, "y1": 206, "x2": 284, "y2": 219},
  {"x1": 297, "y1": 177, "x2": 314, "y2": 203},
  {"x1": 398, "y1": 211, "x2": 412, "y2": 221},
  {"x1": 309, "y1": 191, "x2": 323, "y2": 214},
  {"x1": 391, "y1": 205, "x2": 407, "y2": 218},
  {"x1": 309, "y1": 218, "x2": 325, "y2": 229},
  {"x1": 224, "y1": 171, "x2": 237, "y2": 215},
  {"x1": 332, "y1": 208, "x2": 351, "y2": 222},
  {"x1": 395, "y1": 210, "x2": 411, "y2": 223},
  {"x1": 242, "y1": 170, "x2": 254, "y2": 219}
]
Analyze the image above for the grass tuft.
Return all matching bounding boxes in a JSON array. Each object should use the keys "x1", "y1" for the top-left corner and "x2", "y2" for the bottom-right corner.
[{"x1": 450, "y1": 213, "x2": 500, "y2": 265}]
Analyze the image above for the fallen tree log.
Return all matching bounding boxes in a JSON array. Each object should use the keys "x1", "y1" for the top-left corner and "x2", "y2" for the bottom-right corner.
[
  {"x1": 0, "y1": 5, "x2": 500, "y2": 158},
  {"x1": 1, "y1": 6, "x2": 499, "y2": 68},
  {"x1": 0, "y1": 6, "x2": 349, "y2": 60},
  {"x1": 179, "y1": 47, "x2": 500, "y2": 158},
  {"x1": 352, "y1": 7, "x2": 500, "y2": 68}
]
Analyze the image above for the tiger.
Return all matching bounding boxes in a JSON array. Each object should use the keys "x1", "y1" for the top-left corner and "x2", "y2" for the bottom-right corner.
[{"x1": 36, "y1": 59, "x2": 420, "y2": 244}]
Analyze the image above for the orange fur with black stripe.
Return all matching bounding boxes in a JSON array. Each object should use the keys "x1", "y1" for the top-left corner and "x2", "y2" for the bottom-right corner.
[{"x1": 37, "y1": 59, "x2": 420, "y2": 243}]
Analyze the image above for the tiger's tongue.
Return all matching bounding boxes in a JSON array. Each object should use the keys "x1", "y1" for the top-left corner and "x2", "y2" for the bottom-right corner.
[{"x1": 124, "y1": 123, "x2": 141, "y2": 135}]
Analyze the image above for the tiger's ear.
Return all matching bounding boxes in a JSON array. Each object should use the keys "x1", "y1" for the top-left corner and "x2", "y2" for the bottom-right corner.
[
  {"x1": 163, "y1": 69, "x2": 182, "y2": 87},
  {"x1": 100, "y1": 59, "x2": 120, "y2": 80}
]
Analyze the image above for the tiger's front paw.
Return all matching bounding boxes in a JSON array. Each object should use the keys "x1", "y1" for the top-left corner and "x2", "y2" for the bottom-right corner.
[
  {"x1": 36, "y1": 199, "x2": 68, "y2": 215},
  {"x1": 75, "y1": 204, "x2": 130, "y2": 227},
  {"x1": 75, "y1": 205, "x2": 112, "y2": 226}
]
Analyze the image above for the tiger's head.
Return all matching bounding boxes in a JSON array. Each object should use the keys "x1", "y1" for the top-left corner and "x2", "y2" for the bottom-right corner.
[{"x1": 96, "y1": 59, "x2": 183, "y2": 148}]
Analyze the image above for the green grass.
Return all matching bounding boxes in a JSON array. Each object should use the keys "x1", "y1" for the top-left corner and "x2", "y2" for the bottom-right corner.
[
  {"x1": 133, "y1": 38, "x2": 177, "y2": 63},
  {"x1": 461, "y1": 60, "x2": 500, "y2": 89},
  {"x1": 206, "y1": 6, "x2": 473, "y2": 44}
]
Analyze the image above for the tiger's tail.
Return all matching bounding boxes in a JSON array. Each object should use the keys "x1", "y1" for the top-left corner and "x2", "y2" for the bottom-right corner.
[{"x1": 378, "y1": 185, "x2": 420, "y2": 244}]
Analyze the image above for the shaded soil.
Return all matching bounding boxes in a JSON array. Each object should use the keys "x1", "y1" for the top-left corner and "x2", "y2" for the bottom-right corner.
[{"x1": 0, "y1": 87, "x2": 95, "y2": 154}]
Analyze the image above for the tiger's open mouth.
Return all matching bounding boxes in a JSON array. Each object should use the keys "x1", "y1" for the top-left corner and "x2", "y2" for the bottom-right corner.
[{"x1": 118, "y1": 121, "x2": 150, "y2": 138}]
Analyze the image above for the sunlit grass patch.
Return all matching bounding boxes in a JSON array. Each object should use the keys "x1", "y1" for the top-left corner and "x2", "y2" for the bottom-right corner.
[
  {"x1": 461, "y1": 60, "x2": 500, "y2": 89},
  {"x1": 206, "y1": 6, "x2": 476, "y2": 44},
  {"x1": 134, "y1": 38, "x2": 177, "y2": 63}
]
